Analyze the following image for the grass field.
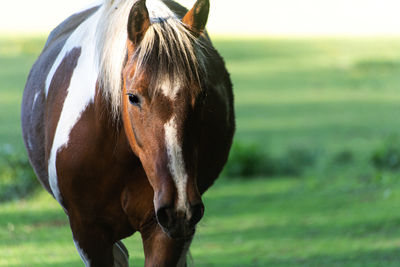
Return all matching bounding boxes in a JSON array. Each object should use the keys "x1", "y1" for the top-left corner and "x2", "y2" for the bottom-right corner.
[
  {"x1": 1, "y1": 36, "x2": 400, "y2": 266},
  {"x1": 2, "y1": 176, "x2": 400, "y2": 266}
]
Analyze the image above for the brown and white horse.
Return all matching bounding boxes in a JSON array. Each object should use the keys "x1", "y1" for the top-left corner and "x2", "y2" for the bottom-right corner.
[{"x1": 21, "y1": 0, "x2": 234, "y2": 266}]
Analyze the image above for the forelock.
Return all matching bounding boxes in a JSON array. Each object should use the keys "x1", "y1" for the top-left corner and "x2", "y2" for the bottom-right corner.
[{"x1": 131, "y1": 17, "x2": 207, "y2": 99}]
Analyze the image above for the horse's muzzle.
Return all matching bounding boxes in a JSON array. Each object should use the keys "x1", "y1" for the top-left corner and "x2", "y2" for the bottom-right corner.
[{"x1": 156, "y1": 202, "x2": 204, "y2": 239}]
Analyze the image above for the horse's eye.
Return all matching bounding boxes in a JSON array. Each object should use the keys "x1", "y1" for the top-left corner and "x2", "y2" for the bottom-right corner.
[{"x1": 128, "y1": 94, "x2": 141, "y2": 106}]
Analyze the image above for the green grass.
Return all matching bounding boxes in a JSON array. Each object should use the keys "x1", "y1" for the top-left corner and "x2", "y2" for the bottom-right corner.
[
  {"x1": 1, "y1": 176, "x2": 400, "y2": 266},
  {"x1": 2, "y1": 36, "x2": 400, "y2": 266},
  {"x1": 221, "y1": 37, "x2": 400, "y2": 156},
  {"x1": 0, "y1": 37, "x2": 45, "y2": 148}
]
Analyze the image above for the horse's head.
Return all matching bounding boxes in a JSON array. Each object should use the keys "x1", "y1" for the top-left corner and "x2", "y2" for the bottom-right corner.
[{"x1": 122, "y1": 0, "x2": 209, "y2": 238}]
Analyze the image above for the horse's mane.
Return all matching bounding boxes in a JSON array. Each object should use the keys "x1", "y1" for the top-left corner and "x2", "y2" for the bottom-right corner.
[{"x1": 95, "y1": 0, "x2": 206, "y2": 118}]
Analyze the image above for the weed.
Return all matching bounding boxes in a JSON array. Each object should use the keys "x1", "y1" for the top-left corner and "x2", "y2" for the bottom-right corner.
[
  {"x1": 372, "y1": 135, "x2": 400, "y2": 171},
  {"x1": 0, "y1": 145, "x2": 38, "y2": 202}
]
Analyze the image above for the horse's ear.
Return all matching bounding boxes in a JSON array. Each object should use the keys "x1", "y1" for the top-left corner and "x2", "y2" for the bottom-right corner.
[
  {"x1": 182, "y1": 0, "x2": 210, "y2": 36},
  {"x1": 127, "y1": 0, "x2": 150, "y2": 45}
]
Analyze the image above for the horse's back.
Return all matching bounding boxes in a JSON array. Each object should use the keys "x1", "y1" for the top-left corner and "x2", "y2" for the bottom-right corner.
[{"x1": 21, "y1": 5, "x2": 100, "y2": 192}]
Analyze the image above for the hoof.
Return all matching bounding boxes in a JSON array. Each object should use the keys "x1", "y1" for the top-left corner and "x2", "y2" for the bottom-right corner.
[{"x1": 113, "y1": 241, "x2": 129, "y2": 267}]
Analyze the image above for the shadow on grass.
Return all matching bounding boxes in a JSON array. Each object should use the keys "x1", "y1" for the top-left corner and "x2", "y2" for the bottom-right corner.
[
  {"x1": 5, "y1": 260, "x2": 82, "y2": 267},
  {"x1": 199, "y1": 215, "x2": 400, "y2": 243},
  {"x1": 195, "y1": 247, "x2": 400, "y2": 266},
  {"x1": 0, "y1": 208, "x2": 66, "y2": 228}
]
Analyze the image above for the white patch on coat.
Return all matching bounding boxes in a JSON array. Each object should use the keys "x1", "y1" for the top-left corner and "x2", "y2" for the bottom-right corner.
[
  {"x1": 82, "y1": 0, "x2": 103, "y2": 11},
  {"x1": 27, "y1": 91, "x2": 41, "y2": 151},
  {"x1": 74, "y1": 239, "x2": 91, "y2": 266},
  {"x1": 45, "y1": 2, "x2": 100, "y2": 97},
  {"x1": 164, "y1": 116, "x2": 189, "y2": 212},
  {"x1": 47, "y1": 8, "x2": 101, "y2": 204},
  {"x1": 27, "y1": 139, "x2": 33, "y2": 151},
  {"x1": 32, "y1": 91, "x2": 40, "y2": 111}
]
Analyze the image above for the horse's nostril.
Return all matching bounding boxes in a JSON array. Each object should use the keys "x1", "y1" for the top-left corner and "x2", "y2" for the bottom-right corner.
[
  {"x1": 157, "y1": 203, "x2": 204, "y2": 235},
  {"x1": 189, "y1": 203, "x2": 205, "y2": 227},
  {"x1": 156, "y1": 206, "x2": 173, "y2": 228}
]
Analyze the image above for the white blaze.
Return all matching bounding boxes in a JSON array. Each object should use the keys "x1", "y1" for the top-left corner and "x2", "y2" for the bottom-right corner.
[{"x1": 164, "y1": 116, "x2": 188, "y2": 212}]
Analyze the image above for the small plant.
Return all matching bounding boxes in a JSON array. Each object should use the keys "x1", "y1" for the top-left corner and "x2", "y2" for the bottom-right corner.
[
  {"x1": 277, "y1": 145, "x2": 318, "y2": 176},
  {"x1": 223, "y1": 141, "x2": 275, "y2": 177},
  {"x1": 354, "y1": 59, "x2": 400, "y2": 74},
  {"x1": 0, "y1": 145, "x2": 38, "y2": 202},
  {"x1": 332, "y1": 150, "x2": 354, "y2": 165},
  {"x1": 223, "y1": 142, "x2": 318, "y2": 178},
  {"x1": 371, "y1": 135, "x2": 400, "y2": 171}
]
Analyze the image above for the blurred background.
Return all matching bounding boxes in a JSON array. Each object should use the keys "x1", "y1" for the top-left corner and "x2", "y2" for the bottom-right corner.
[{"x1": 1, "y1": 0, "x2": 400, "y2": 266}]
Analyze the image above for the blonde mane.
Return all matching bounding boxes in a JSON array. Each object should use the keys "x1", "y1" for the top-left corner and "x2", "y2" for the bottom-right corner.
[{"x1": 95, "y1": 0, "x2": 207, "y2": 118}]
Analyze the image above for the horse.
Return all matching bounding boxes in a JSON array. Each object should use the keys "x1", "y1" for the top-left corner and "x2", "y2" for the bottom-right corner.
[{"x1": 21, "y1": 0, "x2": 234, "y2": 266}]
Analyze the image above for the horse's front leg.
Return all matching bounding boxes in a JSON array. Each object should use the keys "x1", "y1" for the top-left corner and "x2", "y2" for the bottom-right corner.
[
  {"x1": 141, "y1": 223, "x2": 193, "y2": 267},
  {"x1": 69, "y1": 216, "x2": 130, "y2": 267}
]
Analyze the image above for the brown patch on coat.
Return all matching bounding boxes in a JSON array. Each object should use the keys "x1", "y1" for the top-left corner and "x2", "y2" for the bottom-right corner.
[
  {"x1": 21, "y1": 6, "x2": 100, "y2": 193},
  {"x1": 45, "y1": 47, "x2": 82, "y2": 163},
  {"x1": 54, "y1": 85, "x2": 156, "y2": 264}
]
